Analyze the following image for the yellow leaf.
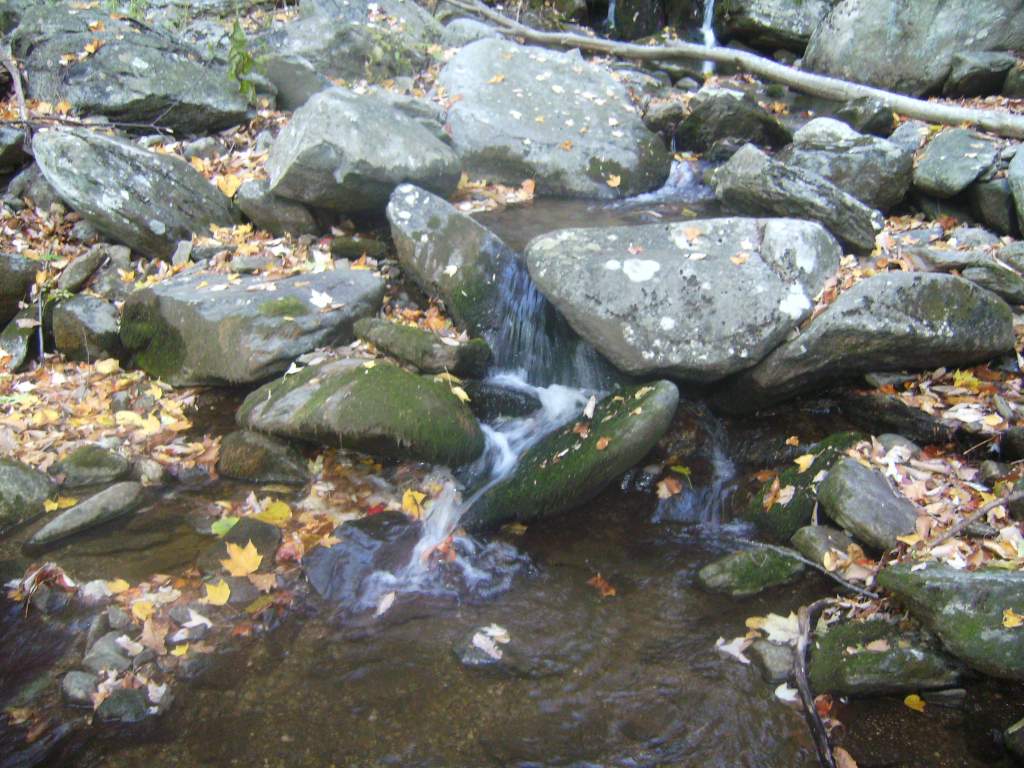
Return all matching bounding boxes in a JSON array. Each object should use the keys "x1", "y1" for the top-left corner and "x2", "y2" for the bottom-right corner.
[
  {"x1": 94, "y1": 358, "x2": 120, "y2": 375},
  {"x1": 793, "y1": 454, "x2": 815, "y2": 473},
  {"x1": 487, "y1": 73, "x2": 505, "y2": 84},
  {"x1": 983, "y1": 413, "x2": 1003, "y2": 427},
  {"x1": 189, "y1": 156, "x2": 207, "y2": 173},
  {"x1": 254, "y1": 500, "x2": 292, "y2": 527},
  {"x1": 402, "y1": 489, "x2": 427, "y2": 519},
  {"x1": 216, "y1": 173, "x2": 242, "y2": 198},
  {"x1": 903, "y1": 694, "x2": 926, "y2": 713},
  {"x1": 245, "y1": 594, "x2": 275, "y2": 615},
  {"x1": 55, "y1": 100, "x2": 73, "y2": 115},
  {"x1": 203, "y1": 579, "x2": 231, "y2": 606},
  {"x1": 140, "y1": 413, "x2": 162, "y2": 436},
  {"x1": 896, "y1": 533, "x2": 922, "y2": 546},
  {"x1": 132, "y1": 600, "x2": 154, "y2": 622},
  {"x1": 44, "y1": 496, "x2": 77, "y2": 512},
  {"x1": 106, "y1": 578, "x2": 130, "y2": 594},
  {"x1": 434, "y1": 372, "x2": 462, "y2": 384},
  {"x1": 220, "y1": 540, "x2": 263, "y2": 577},
  {"x1": 450, "y1": 385, "x2": 471, "y2": 403},
  {"x1": 606, "y1": 174, "x2": 621, "y2": 188},
  {"x1": 82, "y1": 38, "x2": 104, "y2": 55},
  {"x1": 115, "y1": 410, "x2": 144, "y2": 428},
  {"x1": 1003, "y1": 608, "x2": 1024, "y2": 629},
  {"x1": 952, "y1": 369, "x2": 980, "y2": 392},
  {"x1": 171, "y1": 643, "x2": 189, "y2": 657}
]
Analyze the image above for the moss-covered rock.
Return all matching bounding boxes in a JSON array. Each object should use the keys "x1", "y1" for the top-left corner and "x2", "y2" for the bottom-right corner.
[
  {"x1": 354, "y1": 317, "x2": 491, "y2": 377},
  {"x1": 217, "y1": 430, "x2": 309, "y2": 486},
  {"x1": 696, "y1": 547, "x2": 805, "y2": 597},
  {"x1": 808, "y1": 619, "x2": 960, "y2": 696},
  {"x1": 0, "y1": 458, "x2": 54, "y2": 536},
  {"x1": 790, "y1": 525, "x2": 854, "y2": 565},
  {"x1": 237, "y1": 358, "x2": 485, "y2": 466},
  {"x1": 877, "y1": 563, "x2": 1024, "y2": 681},
  {"x1": 462, "y1": 381, "x2": 679, "y2": 531},
  {"x1": 53, "y1": 445, "x2": 129, "y2": 488}
]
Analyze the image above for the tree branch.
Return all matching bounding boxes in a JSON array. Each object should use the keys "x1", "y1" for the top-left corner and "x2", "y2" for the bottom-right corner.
[
  {"x1": 796, "y1": 598, "x2": 837, "y2": 768},
  {"x1": 445, "y1": 0, "x2": 1024, "y2": 139},
  {"x1": 1, "y1": 43, "x2": 29, "y2": 150},
  {"x1": 925, "y1": 490, "x2": 1024, "y2": 548},
  {"x1": 738, "y1": 539, "x2": 880, "y2": 600}
]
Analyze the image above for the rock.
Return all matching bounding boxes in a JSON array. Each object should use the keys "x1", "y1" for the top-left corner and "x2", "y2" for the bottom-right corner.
[
  {"x1": 259, "y1": 53, "x2": 331, "y2": 111},
  {"x1": 674, "y1": 86, "x2": 791, "y2": 152},
  {"x1": 790, "y1": 525, "x2": 854, "y2": 565},
  {"x1": 1007, "y1": 717, "x2": 1024, "y2": 761},
  {"x1": 713, "y1": 0, "x2": 835, "y2": 52},
  {"x1": 968, "y1": 178, "x2": 1019, "y2": 237},
  {"x1": 82, "y1": 632, "x2": 131, "y2": 674},
  {"x1": 804, "y1": 0, "x2": 1024, "y2": 96},
  {"x1": 0, "y1": 305, "x2": 38, "y2": 372},
  {"x1": 712, "y1": 144, "x2": 881, "y2": 254},
  {"x1": 462, "y1": 381, "x2": 678, "y2": 530},
  {"x1": 714, "y1": 273, "x2": 1015, "y2": 412},
  {"x1": 57, "y1": 244, "x2": 120, "y2": 294},
  {"x1": 877, "y1": 433, "x2": 922, "y2": 458},
  {"x1": 54, "y1": 445, "x2": 130, "y2": 488},
  {"x1": 877, "y1": 563, "x2": 1024, "y2": 680},
  {"x1": 216, "y1": 430, "x2": 309, "y2": 485},
  {"x1": 841, "y1": 392, "x2": 961, "y2": 447},
  {"x1": 696, "y1": 547, "x2": 805, "y2": 597},
  {"x1": 441, "y1": 18, "x2": 500, "y2": 48},
  {"x1": 1005, "y1": 64, "x2": 1024, "y2": 97},
  {"x1": 833, "y1": 97, "x2": 896, "y2": 137},
  {"x1": 52, "y1": 295, "x2": 123, "y2": 362},
  {"x1": 775, "y1": 118, "x2": 912, "y2": 211},
  {"x1": 61, "y1": 671, "x2": 98, "y2": 706},
  {"x1": 1002, "y1": 426, "x2": 1024, "y2": 462},
  {"x1": 461, "y1": 380, "x2": 542, "y2": 421},
  {"x1": 330, "y1": 235, "x2": 387, "y2": 261},
  {"x1": 237, "y1": 357, "x2": 485, "y2": 466},
  {"x1": 120, "y1": 265, "x2": 383, "y2": 386},
  {"x1": 0, "y1": 126, "x2": 28, "y2": 173},
  {"x1": 266, "y1": 88, "x2": 460, "y2": 215},
  {"x1": 197, "y1": 516, "x2": 281, "y2": 575},
  {"x1": 436, "y1": 38, "x2": 670, "y2": 198},
  {"x1": 909, "y1": 245, "x2": 1024, "y2": 305},
  {"x1": 0, "y1": 253, "x2": 36, "y2": 327},
  {"x1": 32, "y1": 128, "x2": 237, "y2": 260},
  {"x1": 612, "y1": 0, "x2": 664, "y2": 39},
  {"x1": 525, "y1": 217, "x2": 839, "y2": 381},
  {"x1": 0, "y1": 458, "x2": 54, "y2": 535},
  {"x1": 809, "y1": 619, "x2": 960, "y2": 696},
  {"x1": 95, "y1": 687, "x2": 148, "y2": 723},
  {"x1": 817, "y1": 459, "x2": 918, "y2": 550},
  {"x1": 354, "y1": 317, "x2": 491, "y2": 377},
  {"x1": 913, "y1": 129, "x2": 1000, "y2": 199},
  {"x1": 943, "y1": 52, "x2": 1018, "y2": 97},
  {"x1": 888, "y1": 120, "x2": 932, "y2": 156},
  {"x1": 748, "y1": 639, "x2": 794, "y2": 685},
  {"x1": 6, "y1": 163, "x2": 62, "y2": 210},
  {"x1": 11, "y1": 6, "x2": 248, "y2": 134},
  {"x1": 234, "y1": 180, "x2": 317, "y2": 237},
  {"x1": 26, "y1": 482, "x2": 145, "y2": 550},
  {"x1": 1009, "y1": 151, "x2": 1024, "y2": 229}
]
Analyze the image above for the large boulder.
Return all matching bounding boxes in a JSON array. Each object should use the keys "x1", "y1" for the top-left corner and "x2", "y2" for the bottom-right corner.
[
  {"x1": 0, "y1": 253, "x2": 37, "y2": 328},
  {"x1": 715, "y1": 272, "x2": 1015, "y2": 412},
  {"x1": 11, "y1": 6, "x2": 248, "y2": 134},
  {"x1": 775, "y1": 118, "x2": 912, "y2": 212},
  {"x1": 52, "y1": 295, "x2": 123, "y2": 362},
  {"x1": 804, "y1": 0, "x2": 1024, "y2": 96},
  {"x1": 674, "y1": 86, "x2": 792, "y2": 153},
  {"x1": 462, "y1": 381, "x2": 678, "y2": 530},
  {"x1": 877, "y1": 563, "x2": 1024, "y2": 681},
  {"x1": 120, "y1": 265, "x2": 383, "y2": 386},
  {"x1": 524, "y1": 217, "x2": 840, "y2": 382},
  {"x1": 714, "y1": 0, "x2": 837, "y2": 52},
  {"x1": 237, "y1": 357, "x2": 485, "y2": 466},
  {"x1": 266, "y1": 88, "x2": 460, "y2": 215},
  {"x1": 817, "y1": 458, "x2": 919, "y2": 550},
  {"x1": 32, "y1": 129, "x2": 237, "y2": 260},
  {"x1": 909, "y1": 245, "x2": 1024, "y2": 306},
  {"x1": 913, "y1": 128, "x2": 1000, "y2": 199},
  {"x1": 436, "y1": 38, "x2": 671, "y2": 198},
  {"x1": 712, "y1": 144, "x2": 881, "y2": 254},
  {"x1": 0, "y1": 458, "x2": 54, "y2": 536}
]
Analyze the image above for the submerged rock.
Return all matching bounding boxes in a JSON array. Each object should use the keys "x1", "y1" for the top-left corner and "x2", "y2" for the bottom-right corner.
[
  {"x1": 120, "y1": 265, "x2": 383, "y2": 386},
  {"x1": 436, "y1": 38, "x2": 670, "y2": 198},
  {"x1": 53, "y1": 445, "x2": 130, "y2": 488},
  {"x1": 26, "y1": 481, "x2": 145, "y2": 550},
  {"x1": 0, "y1": 458, "x2": 54, "y2": 536},
  {"x1": 96, "y1": 687, "x2": 149, "y2": 723},
  {"x1": 61, "y1": 670, "x2": 98, "y2": 707},
  {"x1": 525, "y1": 217, "x2": 840, "y2": 382},
  {"x1": 696, "y1": 547, "x2": 805, "y2": 597},
  {"x1": 217, "y1": 430, "x2": 309, "y2": 485},
  {"x1": 83, "y1": 631, "x2": 131, "y2": 675},
  {"x1": 817, "y1": 459, "x2": 918, "y2": 550},
  {"x1": 462, "y1": 381, "x2": 678, "y2": 531},
  {"x1": 354, "y1": 317, "x2": 491, "y2": 377},
  {"x1": 913, "y1": 129, "x2": 1000, "y2": 199},
  {"x1": 237, "y1": 358, "x2": 485, "y2": 466},
  {"x1": 877, "y1": 563, "x2": 1024, "y2": 681},
  {"x1": 198, "y1": 516, "x2": 281, "y2": 575}
]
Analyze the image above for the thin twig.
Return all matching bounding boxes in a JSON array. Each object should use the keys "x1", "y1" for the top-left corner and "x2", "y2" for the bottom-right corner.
[
  {"x1": 1, "y1": 43, "x2": 29, "y2": 150},
  {"x1": 1, "y1": 116, "x2": 176, "y2": 135},
  {"x1": 925, "y1": 490, "x2": 1024, "y2": 548},
  {"x1": 795, "y1": 598, "x2": 837, "y2": 768},
  {"x1": 738, "y1": 539, "x2": 880, "y2": 600}
]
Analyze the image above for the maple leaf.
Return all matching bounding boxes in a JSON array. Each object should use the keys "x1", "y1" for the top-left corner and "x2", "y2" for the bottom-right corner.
[
  {"x1": 903, "y1": 693, "x2": 926, "y2": 713},
  {"x1": 402, "y1": 489, "x2": 427, "y2": 519},
  {"x1": 220, "y1": 540, "x2": 262, "y2": 577},
  {"x1": 216, "y1": 173, "x2": 242, "y2": 198},
  {"x1": 793, "y1": 454, "x2": 815, "y2": 473},
  {"x1": 203, "y1": 579, "x2": 231, "y2": 606}
]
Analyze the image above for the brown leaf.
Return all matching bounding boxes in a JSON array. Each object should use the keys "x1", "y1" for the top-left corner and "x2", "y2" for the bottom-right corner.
[
  {"x1": 587, "y1": 573, "x2": 616, "y2": 598},
  {"x1": 141, "y1": 618, "x2": 169, "y2": 655},
  {"x1": 833, "y1": 746, "x2": 859, "y2": 768},
  {"x1": 595, "y1": 436, "x2": 610, "y2": 451}
]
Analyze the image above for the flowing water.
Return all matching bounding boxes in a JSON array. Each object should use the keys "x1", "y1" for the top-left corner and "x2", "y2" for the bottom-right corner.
[{"x1": 701, "y1": 0, "x2": 717, "y2": 75}]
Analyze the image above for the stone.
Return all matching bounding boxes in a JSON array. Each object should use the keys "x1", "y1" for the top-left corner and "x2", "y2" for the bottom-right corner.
[
  {"x1": 120, "y1": 265, "x2": 383, "y2": 386},
  {"x1": 712, "y1": 144, "x2": 881, "y2": 254},
  {"x1": 216, "y1": 430, "x2": 309, "y2": 485},
  {"x1": 833, "y1": 97, "x2": 896, "y2": 137},
  {"x1": 11, "y1": 6, "x2": 248, "y2": 134},
  {"x1": 613, "y1": 0, "x2": 664, "y2": 39},
  {"x1": 26, "y1": 482, "x2": 145, "y2": 550},
  {"x1": 1009, "y1": 151, "x2": 1024, "y2": 230},
  {"x1": 841, "y1": 392, "x2": 961, "y2": 447},
  {"x1": 913, "y1": 129, "x2": 1000, "y2": 199},
  {"x1": 61, "y1": 671, "x2": 98, "y2": 706},
  {"x1": 888, "y1": 120, "x2": 931, "y2": 156},
  {"x1": 52, "y1": 295, "x2": 123, "y2": 362},
  {"x1": 237, "y1": 357, "x2": 485, "y2": 466},
  {"x1": 461, "y1": 380, "x2": 542, "y2": 421},
  {"x1": 0, "y1": 458, "x2": 54, "y2": 535},
  {"x1": 53, "y1": 445, "x2": 130, "y2": 488},
  {"x1": 436, "y1": 38, "x2": 670, "y2": 198},
  {"x1": 877, "y1": 563, "x2": 1024, "y2": 680},
  {"x1": 266, "y1": 88, "x2": 460, "y2": 215},
  {"x1": 462, "y1": 381, "x2": 678, "y2": 531},
  {"x1": 197, "y1": 516, "x2": 281, "y2": 575},
  {"x1": 95, "y1": 687, "x2": 148, "y2": 723},
  {"x1": 1002, "y1": 426, "x2": 1024, "y2": 462},
  {"x1": 1005, "y1": 64, "x2": 1024, "y2": 97},
  {"x1": 943, "y1": 52, "x2": 1018, "y2": 97},
  {"x1": 57, "y1": 244, "x2": 120, "y2": 294},
  {"x1": 748, "y1": 639, "x2": 794, "y2": 685},
  {"x1": 909, "y1": 245, "x2": 1024, "y2": 306},
  {"x1": 258, "y1": 53, "x2": 331, "y2": 112},
  {"x1": 82, "y1": 631, "x2": 132, "y2": 674},
  {"x1": 234, "y1": 179, "x2": 317, "y2": 238},
  {"x1": 817, "y1": 459, "x2": 918, "y2": 550},
  {"x1": 0, "y1": 305, "x2": 38, "y2": 372},
  {"x1": 696, "y1": 547, "x2": 805, "y2": 597},
  {"x1": 0, "y1": 252, "x2": 36, "y2": 328},
  {"x1": 714, "y1": 0, "x2": 835, "y2": 52},
  {"x1": 354, "y1": 317, "x2": 491, "y2": 377},
  {"x1": 32, "y1": 128, "x2": 237, "y2": 260},
  {"x1": 6, "y1": 164, "x2": 62, "y2": 210},
  {"x1": 808, "y1": 619, "x2": 960, "y2": 696},
  {"x1": 441, "y1": 18, "x2": 500, "y2": 48},
  {"x1": 775, "y1": 118, "x2": 912, "y2": 211},
  {"x1": 674, "y1": 86, "x2": 791, "y2": 152},
  {"x1": 804, "y1": 0, "x2": 1024, "y2": 97},
  {"x1": 525, "y1": 217, "x2": 840, "y2": 382},
  {"x1": 330, "y1": 236, "x2": 387, "y2": 261},
  {"x1": 876, "y1": 433, "x2": 921, "y2": 458},
  {"x1": 714, "y1": 273, "x2": 1015, "y2": 412},
  {"x1": 0, "y1": 126, "x2": 28, "y2": 173},
  {"x1": 968, "y1": 178, "x2": 1019, "y2": 237},
  {"x1": 1007, "y1": 717, "x2": 1024, "y2": 761},
  {"x1": 790, "y1": 525, "x2": 854, "y2": 565}
]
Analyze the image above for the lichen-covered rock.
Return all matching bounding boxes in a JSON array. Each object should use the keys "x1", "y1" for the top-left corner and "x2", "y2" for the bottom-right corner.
[
  {"x1": 237, "y1": 358, "x2": 485, "y2": 466},
  {"x1": 674, "y1": 87, "x2": 791, "y2": 153},
  {"x1": 913, "y1": 129, "x2": 1000, "y2": 199},
  {"x1": 0, "y1": 458, "x2": 54, "y2": 536},
  {"x1": 235, "y1": 179, "x2": 317, "y2": 238},
  {"x1": 462, "y1": 381, "x2": 678, "y2": 530},
  {"x1": 943, "y1": 51, "x2": 1017, "y2": 97},
  {"x1": 817, "y1": 458, "x2": 918, "y2": 550},
  {"x1": 32, "y1": 128, "x2": 237, "y2": 260},
  {"x1": 120, "y1": 265, "x2": 383, "y2": 386},
  {"x1": 436, "y1": 38, "x2": 670, "y2": 198},
  {"x1": 53, "y1": 445, "x2": 130, "y2": 488},
  {"x1": 354, "y1": 318, "x2": 491, "y2": 377},
  {"x1": 877, "y1": 563, "x2": 1024, "y2": 681},
  {"x1": 216, "y1": 430, "x2": 309, "y2": 485},
  {"x1": 714, "y1": 0, "x2": 836, "y2": 52},
  {"x1": 909, "y1": 245, "x2": 1024, "y2": 305},
  {"x1": 26, "y1": 481, "x2": 145, "y2": 550},
  {"x1": 52, "y1": 295, "x2": 123, "y2": 362},
  {"x1": 696, "y1": 547, "x2": 805, "y2": 597}
]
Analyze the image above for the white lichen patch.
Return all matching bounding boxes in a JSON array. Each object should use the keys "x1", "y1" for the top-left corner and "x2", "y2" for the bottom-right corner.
[
  {"x1": 778, "y1": 283, "x2": 811, "y2": 320},
  {"x1": 622, "y1": 259, "x2": 660, "y2": 283}
]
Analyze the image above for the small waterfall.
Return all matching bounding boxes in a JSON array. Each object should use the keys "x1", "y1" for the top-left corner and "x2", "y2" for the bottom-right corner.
[
  {"x1": 654, "y1": 408, "x2": 735, "y2": 525},
  {"x1": 609, "y1": 155, "x2": 716, "y2": 207},
  {"x1": 701, "y1": 0, "x2": 717, "y2": 75},
  {"x1": 606, "y1": 0, "x2": 617, "y2": 30}
]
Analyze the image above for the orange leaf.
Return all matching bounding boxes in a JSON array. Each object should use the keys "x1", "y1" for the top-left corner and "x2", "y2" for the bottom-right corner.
[{"x1": 587, "y1": 573, "x2": 616, "y2": 598}]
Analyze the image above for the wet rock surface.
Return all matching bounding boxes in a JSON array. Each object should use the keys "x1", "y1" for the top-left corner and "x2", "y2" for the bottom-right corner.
[
  {"x1": 27, "y1": 481, "x2": 146, "y2": 550},
  {"x1": 354, "y1": 317, "x2": 491, "y2": 377},
  {"x1": 0, "y1": 458, "x2": 54, "y2": 535},
  {"x1": 216, "y1": 430, "x2": 309, "y2": 486},
  {"x1": 697, "y1": 547, "x2": 805, "y2": 597}
]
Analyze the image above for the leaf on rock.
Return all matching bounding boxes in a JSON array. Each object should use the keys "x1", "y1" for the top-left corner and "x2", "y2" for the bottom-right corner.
[
  {"x1": 44, "y1": 496, "x2": 77, "y2": 512},
  {"x1": 715, "y1": 635, "x2": 751, "y2": 664},
  {"x1": 248, "y1": 572, "x2": 277, "y2": 593},
  {"x1": 833, "y1": 747, "x2": 859, "y2": 768},
  {"x1": 587, "y1": 573, "x2": 616, "y2": 598},
  {"x1": 211, "y1": 516, "x2": 239, "y2": 537},
  {"x1": 94, "y1": 358, "x2": 120, "y2": 375},
  {"x1": 450, "y1": 386, "x2": 471, "y2": 403},
  {"x1": 203, "y1": 579, "x2": 231, "y2": 606},
  {"x1": 595, "y1": 436, "x2": 610, "y2": 451},
  {"x1": 1003, "y1": 608, "x2": 1024, "y2": 629},
  {"x1": 402, "y1": 489, "x2": 427, "y2": 519},
  {"x1": 606, "y1": 175, "x2": 621, "y2": 188},
  {"x1": 170, "y1": 643, "x2": 189, "y2": 657},
  {"x1": 220, "y1": 540, "x2": 262, "y2": 577},
  {"x1": 215, "y1": 173, "x2": 242, "y2": 198},
  {"x1": 793, "y1": 454, "x2": 815, "y2": 473},
  {"x1": 745, "y1": 612, "x2": 800, "y2": 645},
  {"x1": 131, "y1": 600, "x2": 154, "y2": 622},
  {"x1": 105, "y1": 578, "x2": 130, "y2": 594},
  {"x1": 903, "y1": 694, "x2": 926, "y2": 713},
  {"x1": 254, "y1": 500, "x2": 291, "y2": 527}
]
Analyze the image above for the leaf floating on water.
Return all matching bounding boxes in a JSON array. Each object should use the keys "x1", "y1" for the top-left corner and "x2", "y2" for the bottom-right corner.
[
  {"x1": 587, "y1": 573, "x2": 616, "y2": 598},
  {"x1": 714, "y1": 635, "x2": 751, "y2": 665},
  {"x1": 203, "y1": 579, "x2": 231, "y2": 606},
  {"x1": 245, "y1": 594, "x2": 274, "y2": 615},
  {"x1": 375, "y1": 590, "x2": 396, "y2": 617},
  {"x1": 903, "y1": 693, "x2": 926, "y2": 713},
  {"x1": 595, "y1": 436, "x2": 610, "y2": 451},
  {"x1": 656, "y1": 476, "x2": 683, "y2": 499},
  {"x1": 785, "y1": 435, "x2": 800, "y2": 446},
  {"x1": 220, "y1": 540, "x2": 263, "y2": 577},
  {"x1": 402, "y1": 489, "x2": 427, "y2": 519}
]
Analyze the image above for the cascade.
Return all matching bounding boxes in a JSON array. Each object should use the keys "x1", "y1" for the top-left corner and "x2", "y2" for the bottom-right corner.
[{"x1": 701, "y1": 0, "x2": 717, "y2": 74}]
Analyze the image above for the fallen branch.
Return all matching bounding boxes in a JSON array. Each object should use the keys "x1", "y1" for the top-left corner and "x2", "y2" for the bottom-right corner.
[
  {"x1": 925, "y1": 489, "x2": 1024, "y2": 548},
  {"x1": 1, "y1": 43, "x2": 29, "y2": 150},
  {"x1": 739, "y1": 539, "x2": 880, "y2": 600},
  {"x1": 445, "y1": 0, "x2": 1024, "y2": 139},
  {"x1": 795, "y1": 598, "x2": 837, "y2": 768},
  {"x1": 1, "y1": 114, "x2": 176, "y2": 136}
]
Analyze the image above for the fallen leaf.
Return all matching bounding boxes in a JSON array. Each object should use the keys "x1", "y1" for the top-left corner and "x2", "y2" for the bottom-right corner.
[
  {"x1": 375, "y1": 590, "x2": 396, "y2": 617},
  {"x1": 472, "y1": 631, "x2": 503, "y2": 659},
  {"x1": 254, "y1": 500, "x2": 291, "y2": 527},
  {"x1": 105, "y1": 578, "x2": 130, "y2": 594},
  {"x1": 248, "y1": 572, "x2": 277, "y2": 593},
  {"x1": 583, "y1": 394, "x2": 597, "y2": 419},
  {"x1": 203, "y1": 579, "x2": 230, "y2": 606},
  {"x1": 606, "y1": 174, "x2": 621, "y2": 188},
  {"x1": 595, "y1": 436, "x2": 610, "y2": 451},
  {"x1": 730, "y1": 253, "x2": 750, "y2": 266},
  {"x1": 587, "y1": 573, "x2": 616, "y2": 597},
  {"x1": 170, "y1": 643, "x2": 189, "y2": 657},
  {"x1": 450, "y1": 385, "x2": 471, "y2": 403},
  {"x1": 774, "y1": 683, "x2": 800, "y2": 704},
  {"x1": 245, "y1": 594, "x2": 274, "y2": 615},
  {"x1": 44, "y1": 496, "x2": 77, "y2": 512},
  {"x1": 1003, "y1": 608, "x2": 1024, "y2": 628},
  {"x1": 746, "y1": 612, "x2": 800, "y2": 645},
  {"x1": 94, "y1": 358, "x2": 120, "y2": 375},
  {"x1": 220, "y1": 540, "x2": 263, "y2": 577},
  {"x1": 833, "y1": 746, "x2": 859, "y2": 768},
  {"x1": 141, "y1": 618, "x2": 169, "y2": 655},
  {"x1": 903, "y1": 693, "x2": 926, "y2": 713},
  {"x1": 402, "y1": 489, "x2": 427, "y2": 519},
  {"x1": 657, "y1": 476, "x2": 683, "y2": 498},
  {"x1": 487, "y1": 73, "x2": 505, "y2": 84},
  {"x1": 131, "y1": 600, "x2": 154, "y2": 622},
  {"x1": 211, "y1": 516, "x2": 239, "y2": 537},
  {"x1": 216, "y1": 174, "x2": 242, "y2": 198},
  {"x1": 715, "y1": 635, "x2": 751, "y2": 664},
  {"x1": 785, "y1": 435, "x2": 800, "y2": 446},
  {"x1": 793, "y1": 454, "x2": 815, "y2": 473}
]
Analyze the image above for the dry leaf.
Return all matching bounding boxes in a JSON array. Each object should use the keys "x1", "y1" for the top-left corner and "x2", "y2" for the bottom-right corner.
[
  {"x1": 203, "y1": 579, "x2": 230, "y2": 606},
  {"x1": 606, "y1": 175, "x2": 621, "y2": 188},
  {"x1": 793, "y1": 454, "x2": 815, "y2": 473},
  {"x1": 131, "y1": 600, "x2": 154, "y2": 622},
  {"x1": 595, "y1": 436, "x2": 610, "y2": 451},
  {"x1": 216, "y1": 173, "x2": 242, "y2": 198},
  {"x1": 402, "y1": 489, "x2": 427, "y2": 519},
  {"x1": 220, "y1": 540, "x2": 262, "y2": 577},
  {"x1": 587, "y1": 573, "x2": 616, "y2": 597},
  {"x1": 903, "y1": 693, "x2": 926, "y2": 713},
  {"x1": 1003, "y1": 608, "x2": 1024, "y2": 629}
]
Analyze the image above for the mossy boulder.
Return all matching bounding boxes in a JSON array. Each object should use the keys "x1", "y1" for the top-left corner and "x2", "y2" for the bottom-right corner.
[
  {"x1": 877, "y1": 563, "x2": 1024, "y2": 681},
  {"x1": 53, "y1": 445, "x2": 130, "y2": 488},
  {"x1": 354, "y1": 317, "x2": 491, "y2": 377},
  {"x1": 0, "y1": 458, "x2": 54, "y2": 536},
  {"x1": 817, "y1": 458, "x2": 919, "y2": 550},
  {"x1": 808, "y1": 619, "x2": 960, "y2": 696},
  {"x1": 696, "y1": 547, "x2": 805, "y2": 597},
  {"x1": 216, "y1": 430, "x2": 309, "y2": 486},
  {"x1": 237, "y1": 358, "x2": 485, "y2": 466},
  {"x1": 462, "y1": 380, "x2": 678, "y2": 531}
]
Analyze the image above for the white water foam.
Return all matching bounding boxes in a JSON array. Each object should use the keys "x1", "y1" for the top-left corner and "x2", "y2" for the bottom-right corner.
[{"x1": 701, "y1": 0, "x2": 717, "y2": 75}]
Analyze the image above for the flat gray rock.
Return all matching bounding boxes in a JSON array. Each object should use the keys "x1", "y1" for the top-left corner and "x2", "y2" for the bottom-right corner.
[
  {"x1": 817, "y1": 458, "x2": 918, "y2": 550},
  {"x1": 27, "y1": 481, "x2": 144, "y2": 550},
  {"x1": 913, "y1": 129, "x2": 1000, "y2": 199},
  {"x1": 235, "y1": 179, "x2": 317, "y2": 238},
  {"x1": 713, "y1": 0, "x2": 836, "y2": 51},
  {"x1": 0, "y1": 458, "x2": 53, "y2": 535}
]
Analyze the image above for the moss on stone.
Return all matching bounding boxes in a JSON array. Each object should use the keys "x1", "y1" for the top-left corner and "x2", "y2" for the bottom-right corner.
[
  {"x1": 258, "y1": 295, "x2": 310, "y2": 318},
  {"x1": 697, "y1": 548, "x2": 805, "y2": 597},
  {"x1": 119, "y1": 291, "x2": 187, "y2": 382}
]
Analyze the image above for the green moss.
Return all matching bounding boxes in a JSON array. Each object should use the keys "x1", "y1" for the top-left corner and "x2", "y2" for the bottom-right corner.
[
  {"x1": 697, "y1": 548, "x2": 804, "y2": 597},
  {"x1": 586, "y1": 156, "x2": 629, "y2": 185},
  {"x1": 258, "y1": 295, "x2": 309, "y2": 317},
  {"x1": 119, "y1": 292, "x2": 186, "y2": 382}
]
